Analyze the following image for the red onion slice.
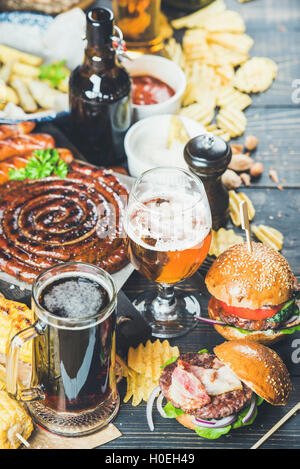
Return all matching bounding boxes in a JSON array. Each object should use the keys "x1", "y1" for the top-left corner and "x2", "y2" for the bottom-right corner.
[
  {"x1": 195, "y1": 316, "x2": 227, "y2": 326},
  {"x1": 278, "y1": 315, "x2": 300, "y2": 329},
  {"x1": 194, "y1": 414, "x2": 237, "y2": 428},
  {"x1": 156, "y1": 392, "x2": 167, "y2": 418},
  {"x1": 242, "y1": 395, "x2": 257, "y2": 424},
  {"x1": 146, "y1": 386, "x2": 160, "y2": 432}
]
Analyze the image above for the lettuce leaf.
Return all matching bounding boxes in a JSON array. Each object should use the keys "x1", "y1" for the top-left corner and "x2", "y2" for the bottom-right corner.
[
  {"x1": 163, "y1": 396, "x2": 262, "y2": 439},
  {"x1": 194, "y1": 425, "x2": 231, "y2": 439},
  {"x1": 163, "y1": 402, "x2": 184, "y2": 418},
  {"x1": 160, "y1": 356, "x2": 178, "y2": 370}
]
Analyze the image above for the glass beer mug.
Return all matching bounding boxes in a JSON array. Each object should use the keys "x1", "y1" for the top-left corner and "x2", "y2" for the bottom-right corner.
[{"x1": 6, "y1": 262, "x2": 119, "y2": 437}]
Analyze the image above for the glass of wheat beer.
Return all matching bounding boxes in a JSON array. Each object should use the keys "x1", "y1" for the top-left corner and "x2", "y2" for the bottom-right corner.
[{"x1": 124, "y1": 167, "x2": 212, "y2": 338}]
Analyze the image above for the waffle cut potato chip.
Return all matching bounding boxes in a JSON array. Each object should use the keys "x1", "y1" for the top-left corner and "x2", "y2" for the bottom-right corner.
[
  {"x1": 251, "y1": 224, "x2": 284, "y2": 251},
  {"x1": 229, "y1": 190, "x2": 255, "y2": 226},
  {"x1": 216, "y1": 85, "x2": 252, "y2": 110},
  {"x1": 171, "y1": 0, "x2": 226, "y2": 30},
  {"x1": 207, "y1": 32, "x2": 254, "y2": 55},
  {"x1": 209, "y1": 228, "x2": 243, "y2": 257},
  {"x1": 124, "y1": 340, "x2": 180, "y2": 406},
  {"x1": 205, "y1": 124, "x2": 230, "y2": 142},
  {"x1": 234, "y1": 57, "x2": 278, "y2": 93},
  {"x1": 216, "y1": 107, "x2": 247, "y2": 137},
  {"x1": 167, "y1": 116, "x2": 189, "y2": 147},
  {"x1": 203, "y1": 10, "x2": 246, "y2": 34}
]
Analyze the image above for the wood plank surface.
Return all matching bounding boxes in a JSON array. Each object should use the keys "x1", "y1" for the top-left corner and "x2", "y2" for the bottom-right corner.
[
  {"x1": 102, "y1": 0, "x2": 300, "y2": 450},
  {"x1": 0, "y1": 0, "x2": 298, "y2": 451}
]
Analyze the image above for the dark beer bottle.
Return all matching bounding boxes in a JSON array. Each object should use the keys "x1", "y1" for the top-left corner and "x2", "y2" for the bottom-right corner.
[{"x1": 69, "y1": 7, "x2": 132, "y2": 167}]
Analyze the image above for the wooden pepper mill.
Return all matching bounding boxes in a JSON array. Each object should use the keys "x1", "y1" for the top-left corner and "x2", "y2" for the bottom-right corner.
[{"x1": 184, "y1": 134, "x2": 232, "y2": 230}]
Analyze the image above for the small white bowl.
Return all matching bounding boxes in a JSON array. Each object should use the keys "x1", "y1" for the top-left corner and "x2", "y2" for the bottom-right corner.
[
  {"x1": 125, "y1": 55, "x2": 186, "y2": 122},
  {"x1": 125, "y1": 114, "x2": 207, "y2": 178}
]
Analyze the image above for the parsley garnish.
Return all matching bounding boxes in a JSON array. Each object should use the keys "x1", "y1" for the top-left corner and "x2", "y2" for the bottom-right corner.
[
  {"x1": 9, "y1": 149, "x2": 68, "y2": 181},
  {"x1": 39, "y1": 60, "x2": 68, "y2": 88}
]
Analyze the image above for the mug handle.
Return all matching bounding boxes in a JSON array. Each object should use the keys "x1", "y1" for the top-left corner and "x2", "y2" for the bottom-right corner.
[{"x1": 6, "y1": 322, "x2": 45, "y2": 401}]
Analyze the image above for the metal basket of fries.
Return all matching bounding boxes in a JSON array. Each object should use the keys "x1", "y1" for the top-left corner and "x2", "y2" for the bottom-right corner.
[{"x1": 0, "y1": 0, "x2": 92, "y2": 14}]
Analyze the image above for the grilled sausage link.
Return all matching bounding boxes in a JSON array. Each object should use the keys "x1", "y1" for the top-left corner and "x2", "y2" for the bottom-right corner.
[
  {"x1": 0, "y1": 148, "x2": 74, "y2": 185},
  {"x1": 0, "y1": 133, "x2": 55, "y2": 160},
  {"x1": 0, "y1": 121, "x2": 36, "y2": 140}
]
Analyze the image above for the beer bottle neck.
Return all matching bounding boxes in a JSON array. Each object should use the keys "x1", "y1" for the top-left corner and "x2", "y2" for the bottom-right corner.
[
  {"x1": 83, "y1": 44, "x2": 116, "y2": 72},
  {"x1": 84, "y1": 7, "x2": 116, "y2": 72}
]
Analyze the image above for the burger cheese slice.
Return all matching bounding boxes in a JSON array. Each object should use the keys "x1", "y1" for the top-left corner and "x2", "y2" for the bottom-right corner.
[
  {"x1": 146, "y1": 341, "x2": 292, "y2": 439},
  {"x1": 204, "y1": 242, "x2": 300, "y2": 344}
]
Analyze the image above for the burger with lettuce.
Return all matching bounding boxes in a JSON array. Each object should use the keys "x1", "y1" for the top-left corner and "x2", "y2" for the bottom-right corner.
[
  {"x1": 203, "y1": 242, "x2": 300, "y2": 344},
  {"x1": 146, "y1": 341, "x2": 292, "y2": 439}
]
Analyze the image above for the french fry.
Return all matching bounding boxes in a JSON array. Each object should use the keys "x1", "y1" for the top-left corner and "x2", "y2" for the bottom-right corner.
[
  {"x1": 0, "y1": 44, "x2": 43, "y2": 66},
  {"x1": 10, "y1": 78, "x2": 38, "y2": 113},
  {"x1": 28, "y1": 80, "x2": 62, "y2": 109},
  {"x1": 0, "y1": 62, "x2": 13, "y2": 84},
  {"x1": 1, "y1": 85, "x2": 19, "y2": 105},
  {"x1": 12, "y1": 62, "x2": 40, "y2": 79},
  {"x1": 251, "y1": 224, "x2": 284, "y2": 251}
]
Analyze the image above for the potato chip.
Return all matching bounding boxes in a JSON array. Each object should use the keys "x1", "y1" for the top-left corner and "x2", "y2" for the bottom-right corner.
[
  {"x1": 180, "y1": 101, "x2": 215, "y2": 126},
  {"x1": 205, "y1": 124, "x2": 230, "y2": 142},
  {"x1": 229, "y1": 190, "x2": 255, "y2": 226},
  {"x1": 128, "y1": 339, "x2": 179, "y2": 382},
  {"x1": 216, "y1": 85, "x2": 252, "y2": 110},
  {"x1": 216, "y1": 107, "x2": 247, "y2": 137},
  {"x1": 207, "y1": 32, "x2": 254, "y2": 55},
  {"x1": 167, "y1": 116, "x2": 189, "y2": 147},
  {"x1": 124, "y1": 339, "x2": 180, "y2": 405},
  {"x1": 209, "y1": 228, "x2": 243, "y2": 257},
  {"x1": 171, "y1": 0, "x2": 226, "y2": 29},
  {"x1": 209, "y1": 43, "x2": 249, "y2": 67},
  {"x1": 165, "y1": 38, "x2": 185, "y2": 68},
  {"x1": 234, "y1": 57, "x2": 278, "y2": 93},
  {"x1": 251, "y1": 224, "x2": 284, "y2": 251},
  {"x1": 204, "y1": 10, "x2": 246, "y2": 34}
]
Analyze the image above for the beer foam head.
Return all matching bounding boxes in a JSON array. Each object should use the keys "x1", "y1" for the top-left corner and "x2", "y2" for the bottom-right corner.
[{"x1": 126, "y1": 192, "x2": 211, "y2": 252}]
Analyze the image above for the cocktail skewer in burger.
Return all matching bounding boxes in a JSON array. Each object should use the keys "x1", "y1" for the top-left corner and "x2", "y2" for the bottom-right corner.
[{"x1": 202, "y1": 242, "x2": 300, "y2": 344}]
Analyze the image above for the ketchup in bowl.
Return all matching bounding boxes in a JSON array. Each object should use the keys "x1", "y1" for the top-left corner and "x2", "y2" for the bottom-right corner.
[{"x1": 132, "y1": 75, "x2": 175, "y2": 106}]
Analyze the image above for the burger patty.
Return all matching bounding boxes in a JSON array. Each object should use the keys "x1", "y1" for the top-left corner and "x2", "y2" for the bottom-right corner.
[
  {"x1": 209, "y1": 296, "x2": 290, "y2": 331},
  {"x1": 159, "y1": 353, "x2": 253, "y2": 420},
  {"x1": 217, "y1": 311, "x2": 280, "y2": 331}
]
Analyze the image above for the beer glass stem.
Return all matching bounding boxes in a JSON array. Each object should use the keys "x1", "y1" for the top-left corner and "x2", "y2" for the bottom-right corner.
[{"x1": 152, "y1": 284, "x2": 178, "y2": 322}]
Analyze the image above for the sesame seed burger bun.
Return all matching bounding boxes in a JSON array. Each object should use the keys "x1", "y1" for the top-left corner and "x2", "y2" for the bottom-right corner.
[
  {"x1": 205, "y1": 243, "x2": 296, "y2": 310},
  {"x1": 214, "y1": 340, "x2": 292, "y2": 405},
  {"x1": 207, "y1": 302, "x2": 286, "y2": 345}
]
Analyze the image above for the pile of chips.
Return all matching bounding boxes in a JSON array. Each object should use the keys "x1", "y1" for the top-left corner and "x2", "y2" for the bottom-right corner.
[
  {"x1": 120, "y1": 339, "x2": 180, "y2": 406},
  {"x1": 165, "y1": 0, "x2": 277, "y2": 140}
]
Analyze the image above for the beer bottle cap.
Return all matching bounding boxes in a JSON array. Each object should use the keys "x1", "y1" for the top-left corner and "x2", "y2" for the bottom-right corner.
[
  {"x1": 184, "y1": 134, "x2": 232, "y2": 175},
  {"x1": 86, "y1": 7, "x2": 114, "y2": 46}
]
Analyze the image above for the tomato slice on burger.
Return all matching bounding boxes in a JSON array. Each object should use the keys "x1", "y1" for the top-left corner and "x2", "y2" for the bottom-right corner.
[{"x1": 218, "y1": 299, "x2": 284, "y2": 321}]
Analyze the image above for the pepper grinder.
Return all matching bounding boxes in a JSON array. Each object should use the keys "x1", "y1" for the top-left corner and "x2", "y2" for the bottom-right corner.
[{"x1": 184, "y1": 134, "x2": 232, "y2": 230}]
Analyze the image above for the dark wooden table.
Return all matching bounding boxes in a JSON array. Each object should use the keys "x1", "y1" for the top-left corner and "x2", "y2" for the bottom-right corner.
[
  {"x1": 101, "y1": 0, "x2": 300, "y2": 450},
  {"x1": 2, "y1": 0, "x2": 299, "y2": 451}
]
